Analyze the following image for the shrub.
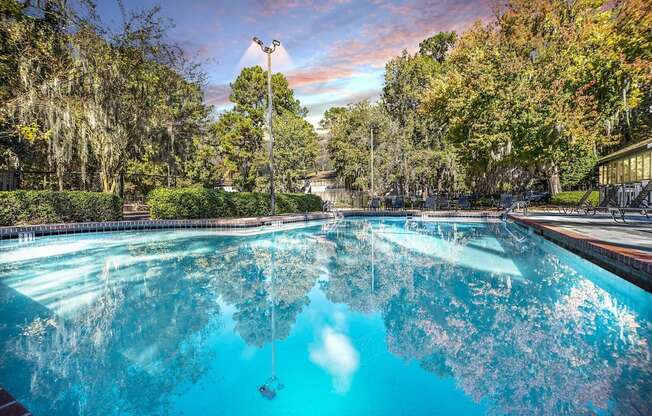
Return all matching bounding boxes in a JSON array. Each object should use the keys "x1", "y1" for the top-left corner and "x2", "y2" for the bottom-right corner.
[
  {"x1": 148, "y1": 187, "x2": 323, "y2": 219},
  {"x1": 0, "y1": 190, "x2": 123, "y2": 226},
  {"x1": 550, "y1": 190, "x2": 599, "y2": 206}
]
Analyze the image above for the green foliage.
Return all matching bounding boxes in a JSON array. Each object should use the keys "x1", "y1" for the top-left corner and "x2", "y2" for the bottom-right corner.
[
  {"x1": 148, "y1": 187, "x2": 323, "y2": 219},
  {"x1": 192, "y1": 66, "x2": 316, "y2": 192},
  {"x1": 326, "y1": 101, "x2": 394, "y2": 192},
  {"x1": 421, "y1": 0, "x2": 652, "y2": 195},
  {"x1": 559, "y1": 149, "x2": 598, "y2": 190},
  {"x1": 209, "y1": 110, "x2": 263, "y2": 191},
  {"x1": 0, "y1": 191, "x2": 122, "y2": 226},
  {"x1": 1, "y1": 1, "x2": 209, "y2": 193},
  {"x1": 418, "y1": 31, "x2": 457, "y2": 63},
  {"x1": 229, "y1": 66, "x2": 306, "y2": 119},
  {"x1": 267, "y1": 111, "x2": 319, "y2": 192},
  {"x1": 550, "y1": 191, "x2": 599, "y2": 207}
]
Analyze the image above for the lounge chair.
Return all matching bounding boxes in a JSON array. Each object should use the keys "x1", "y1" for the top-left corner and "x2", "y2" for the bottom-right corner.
[
  {"x1": 394, "y1": 196, "x2": 405, "y2": 210},
  {"x1": 368, "y1": 197, "x2": 380, "y2": 211},
  {"x1": 599, "y1": 187, "x2": 618, "y2": 208},
  {"x1": 609, "y1": 184, "x2": 652, "y2": 223},
  {"x1": 423, "y1": 196, "x2": 437, "y2": 211},
  {"x1": 555, "y1": 189, "x2": 596, "y2": 215},
  {"x1": 458, "y1": 195, "x2": 471, "y2": 210},
  {"x1": 438, "y1": 196, "x2": 452, "y2": 210},
  {"x1": 498, "y1": 194, "x2": 513, "y2": 210}
]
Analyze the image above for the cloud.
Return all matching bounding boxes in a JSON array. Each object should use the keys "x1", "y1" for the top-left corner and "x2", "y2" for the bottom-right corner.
[
  {"x1": 204, "y1": 83, "x2": 232, "y2": 107},
  {"x1": 257, "y1": 0, "x2": 353, "y2": 16},
  {"x1": 320, "y1": 0, "x2": 492, "y2": 69},
  {"x1": 287, "y1": 67, "x2": 361, "y2": 88},
  {"x1": 305, "y1": 89, "x2": 381, "y2": 115},
  {"x1": 309, "y1": 326, "x2": 360, "y2": 394}
]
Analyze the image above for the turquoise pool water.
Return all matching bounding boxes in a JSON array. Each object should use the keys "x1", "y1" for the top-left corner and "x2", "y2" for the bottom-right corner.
[{"x1": 0, "y1": 218, "x2": 650, "y2": 416}]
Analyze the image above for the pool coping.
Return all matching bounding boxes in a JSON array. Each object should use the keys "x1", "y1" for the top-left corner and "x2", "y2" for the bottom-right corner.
[
  {"x1": 508, "y1": 214, "x2": 652, "y2": 292},
  {"x1": 0, "y1": 212, "x2": 338, "y2": 240},
  {"x1": 0, "y1": 210, "x2": 503, "y2": 240}
]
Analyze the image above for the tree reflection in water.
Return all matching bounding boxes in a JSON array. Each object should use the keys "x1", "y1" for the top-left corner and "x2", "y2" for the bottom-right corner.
[
  {"x1": 1, "y1": 233, "x2": 226, "y2": 415},
  {"x1": 0, "y1": 220, "x2": 650, "y2": 416},
  {"x1": 326, "y1": 219, "x2": 651, "y2": 416}
]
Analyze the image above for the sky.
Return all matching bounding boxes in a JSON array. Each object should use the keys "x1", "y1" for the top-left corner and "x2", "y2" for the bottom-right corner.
[{"x1": 95, "y1": 0, "x2": 492, "y2": 128}]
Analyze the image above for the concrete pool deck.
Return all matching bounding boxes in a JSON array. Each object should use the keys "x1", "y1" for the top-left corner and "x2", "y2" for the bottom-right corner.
[{"x1": 509, "y1": 212, "x2": 652, "y2": 291}]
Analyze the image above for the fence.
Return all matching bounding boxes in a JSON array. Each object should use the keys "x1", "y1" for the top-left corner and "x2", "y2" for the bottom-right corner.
[{"x1": 0, "y1": 171, "x2": 19, "y2": 191}]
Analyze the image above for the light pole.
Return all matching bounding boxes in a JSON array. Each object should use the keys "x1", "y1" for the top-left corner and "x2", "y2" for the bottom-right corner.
[
  {"x1": 370, "y1": 127, "x2": 374, "y2": 197},
  {"x1": 253, "y1": 37, "x2": 280, "y2": 215}
]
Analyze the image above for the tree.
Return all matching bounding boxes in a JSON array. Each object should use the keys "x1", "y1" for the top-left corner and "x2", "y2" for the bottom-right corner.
[
  {"x1": 1, "y1": 0, "x2": 211, "y2": 194},
  {"x1": 203, "y1": 66, "x2": 312, "y2": 191},
  {"x1": 326, "y1": 101, "x2": 396, "y2": 192},
  {"x1": 383, "y1": 38, "x2": 460, "y2": 196},
  {"x1": 418, "y1": 31, "x2": 457, "y2": 63},
  {"x1": 421, "y1": 0, "x2": 652, "y2": 195},
  {"x1": 209, "y1": 110, "x2": 262, "y2": 191},
  {"x1": 267, "y1": 111, "x2": 319, "y2": 192}
]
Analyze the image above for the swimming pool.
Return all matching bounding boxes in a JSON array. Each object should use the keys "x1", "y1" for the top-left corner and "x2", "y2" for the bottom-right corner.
[{"x1": 0, "y1": 217, "x2": 650, "y2": 415}]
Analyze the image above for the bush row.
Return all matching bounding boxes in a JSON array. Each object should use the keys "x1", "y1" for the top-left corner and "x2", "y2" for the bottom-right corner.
[
  {"x1": 148, "y1": 187, "x2": 323, "y2": 219},
  {"x1": 0, "y1": 190, "x2": 123, "y2": 226},
  {"x1": 550, "y1": 190, "x2": 599, "y2": 206}
]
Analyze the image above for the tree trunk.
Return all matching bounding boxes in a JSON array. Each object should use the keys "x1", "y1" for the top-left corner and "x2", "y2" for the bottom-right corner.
[
  {"x1": 548, "y1": 165, "x2": 562, "y2": 196},
  {"x1": 57, "y1": 167, "x2": 64, "y2": 192},
  {"x1": 100, "y1": 171, "x2": 114, "y2": 193}
]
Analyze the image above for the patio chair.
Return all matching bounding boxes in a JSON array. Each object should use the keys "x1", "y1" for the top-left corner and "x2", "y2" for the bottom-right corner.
[
  {"x1": 423, "y1": 196, "x2": 437, "y2": 211},
  {"x1": 609, "y1": 184, "x2": 652, "y2": 223},
  {"x1": 411, "y1": 196, "x2": 423, "y2": 210},
  {"x1": 368, "y1": 197, "x2": 380, "y2": 211},
  {"x1": 498, "y1": 194, "x2": 513, "y2": 210},
  {"x1": 599, "y1": 187, "x2": 618, "y2": 208},
  {"x1": 394, "y1": 196, "x2": 405, "y2": 210},
  {"x1": 384, "y1": 197, "x2": 394, "y2": 211},
  {"x1": 458, "y1": 195, "x2": 471, "y2": 210},
  {"x1": 555, "y1": 189, "x2": 596, "y2": 216},
  {"x1": 323, "y1": 200, "x2": 334, "y2": 212},
  {"x1": 438, "y1": 196, "x2": 452, "y2": 210}
]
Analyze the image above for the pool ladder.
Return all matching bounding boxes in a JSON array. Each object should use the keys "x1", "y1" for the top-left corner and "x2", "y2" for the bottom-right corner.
[
  {"x1": 322, "y1": 210, "x2": 343, "y2": 234},
  {"x1": 502, "y1": 219, "x2": 527, "y2": 243}
]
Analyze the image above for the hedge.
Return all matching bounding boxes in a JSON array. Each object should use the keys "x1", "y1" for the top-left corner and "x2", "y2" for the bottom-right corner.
[
  {"x1": 148, "y1": 187, "x2": 324, "y2": 219},
  {"x1": 550, "y1": 190, "x2": 599, "y2": 207},
  {"x1": 0, "y1": 190, "x2": 123, "y2": 226}
]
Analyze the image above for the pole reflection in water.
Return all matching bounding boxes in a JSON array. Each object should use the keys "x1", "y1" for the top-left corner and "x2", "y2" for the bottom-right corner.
[{"x1": 259, "y1": 231, "x2": 283, "y2": 400}]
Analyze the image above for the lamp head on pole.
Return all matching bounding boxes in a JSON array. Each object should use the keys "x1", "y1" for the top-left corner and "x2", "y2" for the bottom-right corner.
[{"x1": 252, "y1": 36, "x2": 279, "y2": 54}]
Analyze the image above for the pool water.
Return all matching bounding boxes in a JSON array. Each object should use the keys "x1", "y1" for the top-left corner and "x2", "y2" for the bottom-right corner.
[{"x1": 0, "y1": 218, "x2": 650, "y2": 416}]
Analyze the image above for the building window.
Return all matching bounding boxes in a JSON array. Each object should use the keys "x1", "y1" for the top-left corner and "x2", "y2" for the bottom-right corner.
[
  {"x1": 637, "y1": 155, "x2": 644, "y2": 181},
  {"x1": 645, "y1": 152, "x2": 651, "y2": 181},
  {"x1": 599, "y1": 165, "x2": 604, "y2": 185},
  {"x1": 601, "y1": 165, "x2": 606, "y2": 185},
  {"x1": 629, "y1": 156, "x2": 636, "y2": 182}
]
